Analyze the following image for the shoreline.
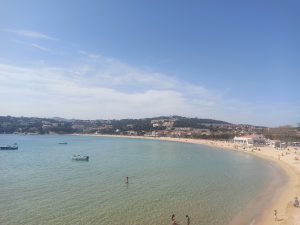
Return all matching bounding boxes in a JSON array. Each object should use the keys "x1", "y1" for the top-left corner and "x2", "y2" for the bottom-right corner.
[{"x1": 74, "y1": 134, "x2": 300, "y2": 225}]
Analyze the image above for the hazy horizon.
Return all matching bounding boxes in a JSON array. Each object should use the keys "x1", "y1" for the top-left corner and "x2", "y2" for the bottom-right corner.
[{"x1": 0, "y1": 0, "x2": 299, "y2": 127}]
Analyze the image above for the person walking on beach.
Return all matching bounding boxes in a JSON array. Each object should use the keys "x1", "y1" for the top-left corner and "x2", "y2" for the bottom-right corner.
[
  {"x1": 171, "y1": 214, "x2": 177, "y2": 225},
  {"x1": 294, "y1": 197, "x2": 299, "y2": 207},
  {"x1": 186, "y1": 214, "x2": 190, "y2": 225},
  {"x1": 274, "y1": 210, "x2": 278, "y2": 221}
]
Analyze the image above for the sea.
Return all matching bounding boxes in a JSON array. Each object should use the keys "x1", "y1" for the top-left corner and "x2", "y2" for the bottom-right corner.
[{"x1": 0, "y1": 134, "x2": 282, "y2": 225}]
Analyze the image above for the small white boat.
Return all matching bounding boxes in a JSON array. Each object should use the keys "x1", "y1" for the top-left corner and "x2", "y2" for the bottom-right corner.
[
  {"x1": 72, "y1": 155, "x2": 89, "y2": 161},
  {"x1": 0, "y1": 143, "x2": 18, "y2": 150}
]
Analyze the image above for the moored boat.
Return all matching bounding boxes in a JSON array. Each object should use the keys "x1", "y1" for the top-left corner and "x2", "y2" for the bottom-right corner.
[
  {"x1": 72, "y1": 155, "x2": 89, "y2": 161},
  {"x1": 0, "y1": 144, "x2": 18, "y2": 150}
]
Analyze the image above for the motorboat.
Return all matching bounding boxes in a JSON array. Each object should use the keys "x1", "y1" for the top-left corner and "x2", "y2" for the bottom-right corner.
[
  {"x1": 0, "y1": 143, "x2": 18, "y2": 150},
  {"x1": 72, "y1": 155, "x2": 89, "y2": 161}
]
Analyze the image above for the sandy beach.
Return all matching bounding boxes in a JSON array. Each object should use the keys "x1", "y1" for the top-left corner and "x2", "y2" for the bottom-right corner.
[{"x1": 78, "y1": 134, "x2": 300, "y2": 225}]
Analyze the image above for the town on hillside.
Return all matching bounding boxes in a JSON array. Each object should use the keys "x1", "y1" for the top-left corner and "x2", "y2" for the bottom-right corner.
[{"x1": 0, "y1": 116, "x2": 299, "y2": 148}]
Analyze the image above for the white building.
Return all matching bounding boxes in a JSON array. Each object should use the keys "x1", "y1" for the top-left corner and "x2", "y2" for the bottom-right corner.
[
  {"x1": 233, "y1": 134, "x2": 266, "y2": 146},
  {"x1": 233, "y1": 136, "x2": 253, "y2": 145},
  {"x1": 269, "y1": 140, "x2": 281, "y2": 148}
]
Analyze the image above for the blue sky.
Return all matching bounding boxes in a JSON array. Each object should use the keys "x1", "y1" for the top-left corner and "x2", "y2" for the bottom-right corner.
[{"x1": 0, "y1": 0, "x2": 299, "y2": 126}]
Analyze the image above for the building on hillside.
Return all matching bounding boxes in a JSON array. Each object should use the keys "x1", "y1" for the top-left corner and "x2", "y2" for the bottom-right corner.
[
  {"x1": 151, "y1": 119, "x2": 175, "y2": 128},
  {"x1": 174, "y1": 127, "x2": 192, "y2": 131},
  {"x1": 162, "y1": 121, "x2": 174, "y2": 128},
  {"x1": 191, "y1": 129, "x2": 211, "y2": 136},
  {"x1": 152, "y1": 123, "x2": 161, "y2": 128}
]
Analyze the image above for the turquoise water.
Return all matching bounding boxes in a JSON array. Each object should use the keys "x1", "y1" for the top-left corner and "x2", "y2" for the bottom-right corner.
[{"x1": 0, "y1": 135, "x2": 274, "y2": 225}]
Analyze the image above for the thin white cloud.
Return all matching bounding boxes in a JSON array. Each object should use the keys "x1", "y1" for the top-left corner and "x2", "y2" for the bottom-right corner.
[
  {"x1": 78, "y1": 50, "x2": 101, "y2": 59},
  {"x1": 11, "y1": 39, "x2": 52, "y2": 52},
  {"x1": 4, "y1": 29, "x2": 58, "y2": 41},
  {"x1": 30, "y1": 44, "x2": 51, "y2": 52},
  {"x1": 76, "y1": 51, "x2": 182, "y2": 90}
]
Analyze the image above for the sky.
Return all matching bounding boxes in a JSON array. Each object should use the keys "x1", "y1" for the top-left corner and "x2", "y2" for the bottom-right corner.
[{"x1": 0, "y1": 0, "x2": 299, "y2": 126}]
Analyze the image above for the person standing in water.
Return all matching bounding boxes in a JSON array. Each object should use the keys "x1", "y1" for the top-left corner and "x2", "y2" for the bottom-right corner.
[
  {"x1": 186, "y1": 215, "x2": 190, "y2": 225},
  {"x1": 126, "y1": 176, "x2": 129, "y2": 184},
  {"x1": 171, "y1": 214, "x2": 177, "y2": 225}
]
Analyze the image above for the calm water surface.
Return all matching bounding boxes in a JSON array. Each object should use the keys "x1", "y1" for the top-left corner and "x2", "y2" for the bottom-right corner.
[{"x1": 0, "y1": 135, "x2": 274, "y2": 225}]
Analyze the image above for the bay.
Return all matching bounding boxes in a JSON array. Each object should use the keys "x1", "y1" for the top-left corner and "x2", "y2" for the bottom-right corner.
[{"x1": 0, "y1": 135, "x2": 274, "y2": 225}]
